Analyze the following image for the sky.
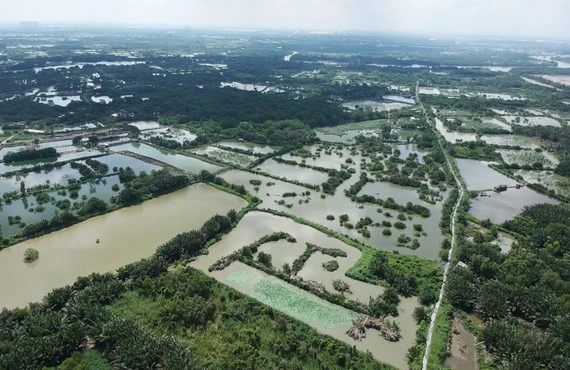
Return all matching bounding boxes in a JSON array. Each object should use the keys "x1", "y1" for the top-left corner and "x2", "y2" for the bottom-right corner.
[{"x1": 2, "y1": 0, "x2": 570, "y2": 39}]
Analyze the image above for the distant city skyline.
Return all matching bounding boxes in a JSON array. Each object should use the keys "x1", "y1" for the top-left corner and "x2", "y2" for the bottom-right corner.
[{"x1": 2, "y1": 0, "x2": 570, "y2": 40}]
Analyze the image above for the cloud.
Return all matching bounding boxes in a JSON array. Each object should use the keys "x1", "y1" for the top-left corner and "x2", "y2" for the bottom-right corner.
[{"x1": 1, "y1": 0, "x2": 569, "y2": 39}]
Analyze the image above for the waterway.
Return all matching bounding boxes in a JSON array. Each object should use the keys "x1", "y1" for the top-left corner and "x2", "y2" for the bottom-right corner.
[{"x1": 0, "y1": 183, "x2": 247, "y2": 309}]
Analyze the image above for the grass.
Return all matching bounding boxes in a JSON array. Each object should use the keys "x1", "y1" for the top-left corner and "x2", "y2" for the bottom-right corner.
[
  {"x1": 107, "y1": 291, "x2": 163, "y2": 327},
  {"x1": 427, "y1": 302, "x2": 453, "y2": 369},
  {"x1": 452, "y1": 144, "x2": 501, "y2": 161},
  {"x1": 8, "y1": 133, "x2": 44, "y2": 142},
  {"x1": 387, "y1": 253, "x2": 442, "y2": 289},
  {"x1": 46, "y1": 350, "x2": 112, "y2": 370}
]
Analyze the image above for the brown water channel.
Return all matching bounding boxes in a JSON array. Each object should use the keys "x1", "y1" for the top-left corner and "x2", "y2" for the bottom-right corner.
[{"x1": 0, "y1": 183, "x2": 247, "y2": 309}]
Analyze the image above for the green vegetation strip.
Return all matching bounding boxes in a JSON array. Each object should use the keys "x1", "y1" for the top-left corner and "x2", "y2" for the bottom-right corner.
[{"x1": 228, "y1": 271, "x2": 353, "y2": 330}]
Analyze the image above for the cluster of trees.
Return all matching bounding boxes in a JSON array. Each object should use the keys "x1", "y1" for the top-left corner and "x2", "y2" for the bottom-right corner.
[
  {"x1": 3, "y1": 147, "x2": 59, "y2": 163},
  {"x1": 198, "y1": 170, "x2": 248, "y2": 196},
  {"x1": 445, "y1": 203, "x2": 570, "y2": 368},
  {"x1": 449, "y1": 141, "x2": 501, "y2": 161},
  {"x1": 85, "y1": 158, "x2": 109, "y2": 176},
  {"x1": 365, "y1": 251, "x2": 441, "y2": 303},
  {"x1": 2, "y1": 161, "x2": 66, "y2": 178},
  {"x1": 19, "y1": 211, "x2": 79, "y2": 239},
  {"x1": 0, "y1": 58, "x2": 350, "y2": 128},
  {"x1": 70, "y1": 159, "x2": 109, "y2": 180},
  {"x1": 321, "y1": 169, "x2": 352, "y2": 195},
  {"x1": 116, "y1": 169, "x2": 189, "y2": 205}
]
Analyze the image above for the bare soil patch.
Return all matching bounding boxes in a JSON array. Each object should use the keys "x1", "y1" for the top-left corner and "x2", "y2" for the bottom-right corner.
[{"x1": 444, "y1": 317, "x2": 478, "y2": 370}]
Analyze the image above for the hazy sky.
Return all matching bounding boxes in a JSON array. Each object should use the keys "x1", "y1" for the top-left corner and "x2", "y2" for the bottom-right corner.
[{"x1": 2, "y1": 0, "x2": 569, "y2": 39}]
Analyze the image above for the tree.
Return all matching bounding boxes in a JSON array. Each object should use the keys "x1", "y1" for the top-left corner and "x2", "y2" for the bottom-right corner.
[
  {"x1": 23, "y1": 248, "x2": 39, "y2": 263},
  {"x1": 382, "y1": 287, "x2": 400, "y2": 306},
  {"x1": 227, "y1": 209, "x2": 237, "y2": 223},
  {"x1": 445, "y1": 266, "x2": 478, "y2": 311},
  {"x1": 78, "y1": 197, "x2": 107, "y2": 217},
  {"x1": 413, "y1": 306, "x2": 428, "y2": 324},
  {"x1": 118, "y1": 187, "x2": 143, "y2": 205},
  {"x1": 478, "y1": 279, "x2": 511, "y2": 320},
  {"x1": 257, "y1": 252, "x2": 272, "y2": 267}
]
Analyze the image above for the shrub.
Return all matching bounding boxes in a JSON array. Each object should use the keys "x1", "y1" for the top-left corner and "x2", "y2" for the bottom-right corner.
[
  {"x1": 23, "y1": 248, "x2": 39, "y2": 263},
  {"x1": 397, "y1": 234, "x2": 411, "y2": 244},
  {"x1": 394, "y1": 221, "x2": 407, "y2": 229},
  {"x1": 322, "y1": 260, "x2": 339, "y2": 272},
  {"x1": 332, "y1": 279, "x2": 351, "y2": 292},
  {"x1": 411, "y1": 239, "x2": 421, "y2": 250},
  {"x1": 257, "y1": 252, "x2": 272, "y2": 267}
]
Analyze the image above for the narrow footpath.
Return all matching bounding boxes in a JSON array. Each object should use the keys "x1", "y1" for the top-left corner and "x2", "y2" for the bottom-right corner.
[{"x1": 417, "y1": 85, "x2": 466, "y2": 370}]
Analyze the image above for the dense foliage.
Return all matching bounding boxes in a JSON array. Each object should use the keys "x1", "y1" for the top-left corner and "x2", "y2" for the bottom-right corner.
[
  {"x1": 189, "y1": 119, "x2": 318, "y2": 148},
  {"x1": 446, "y1": 203, "x2": 570, "y2": 369},
  {"x1": 117, "y1": 168, "x2": 189, "y2": 205},
  {"x1": 3, "y1": 147, "x2": 59, "y2": 163}
]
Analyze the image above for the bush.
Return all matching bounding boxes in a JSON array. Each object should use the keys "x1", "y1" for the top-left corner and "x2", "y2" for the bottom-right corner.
[
  {"x1": 332, "y1": 279, "x2": 351, "y2": 292},
  {"x1": 322, "y1": 260, "x2": 339, "y2": 272},
  {"x1": 413, "y1": 306, "x2": 428, "y2": 324},
  {"x1": 23, "y1": 248, "x2": 39, "y2": 263},
  {"x1": 397, "y1": 234, "x2": 411, "y2": 244},
  {"x1": 326, "y1": 215, "x2": 335, "y2": 221},
  {"x1": 411, "y1": 239, "x2": 421, "y2": 250},
  {"x1": 394, "y1": 221, "x2": 407, "y2": 229},
  {"x1": 383, "y1": 228, "x2": 392, "y2": 236},
  {"x1": 257, "y1": 252, "x2": 272, "y2": 267}
]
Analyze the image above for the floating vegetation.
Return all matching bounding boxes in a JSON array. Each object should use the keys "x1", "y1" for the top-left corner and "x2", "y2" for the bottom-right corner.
[
  {"x1": 194, "y1": 147, "x2": 256, "y2": 167},
  {"x1": 498, "y1": 149, "x2": 559, "y2": 168},
  {"x1": 248, "y1": 277, "x2": 353, "y2": 329},
  {"x1": 346, "y1": 315, "x2": 401, "y2": 342}
]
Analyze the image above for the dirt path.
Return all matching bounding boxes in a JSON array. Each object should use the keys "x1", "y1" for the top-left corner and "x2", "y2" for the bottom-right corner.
[
  {"x1": 418, "y1": 84, "x2": 467, "y2": 370},
  {"x1": 445, "y1": 318, "x2": 478, "y2": 370}
]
